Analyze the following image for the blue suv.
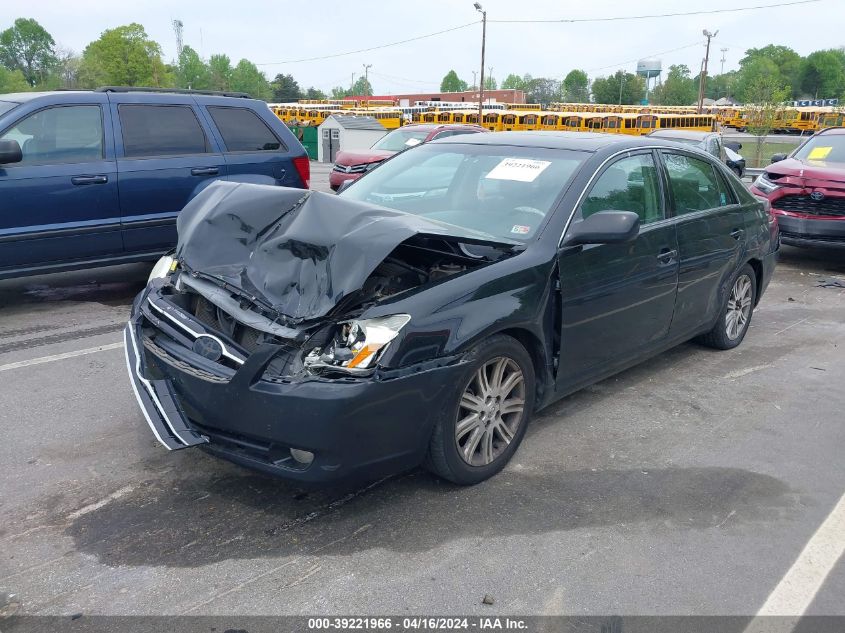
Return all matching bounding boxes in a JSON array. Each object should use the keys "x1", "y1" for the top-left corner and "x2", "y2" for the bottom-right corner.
[{"x1": 0, "y1": 88, "x2": 310, "y2": 279}]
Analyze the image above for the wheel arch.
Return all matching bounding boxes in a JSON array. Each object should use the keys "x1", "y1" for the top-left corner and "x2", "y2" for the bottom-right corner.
[
  {"x1": 747, "y1": 257, "x2": 764, "y2": 305},
  {"x1": 496, "y1": 326, "x2": 550, "y2": 410}
]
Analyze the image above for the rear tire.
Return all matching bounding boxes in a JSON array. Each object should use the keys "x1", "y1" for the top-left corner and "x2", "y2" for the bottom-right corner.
[
  {"x1": 697, "y1": 264, "x2": 757, "y2": 350},
  {"x1": 426, "y1": 334, "x2": 535, "y2": 485}
]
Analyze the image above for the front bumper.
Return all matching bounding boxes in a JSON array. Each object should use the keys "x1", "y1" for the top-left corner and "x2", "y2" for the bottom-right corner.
[
  {"x1": 124, "y1": 291, "x2": 466, "y2": 483},
  {"x1": 775, "y1": 211, "x2": 845, "y2": 248},
  {"x1": 328, "y1": 170, "x2": 363, "y2": 191}
]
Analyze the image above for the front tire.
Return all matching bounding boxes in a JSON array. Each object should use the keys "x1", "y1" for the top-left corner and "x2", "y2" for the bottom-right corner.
[
  {"x1": 697, "y1": 264, "x2": 757, "y2": 350},
  {"x1": 426, "y1": 334, "x2": 535, "y2": 485}
]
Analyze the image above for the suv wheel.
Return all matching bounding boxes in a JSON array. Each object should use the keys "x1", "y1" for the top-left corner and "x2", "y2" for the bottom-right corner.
[
  {"x1": 426, "y1": 335, "x2": 535, "y2": 485},
  {"x1": 697, "y1": 264, "x2": 757, "y2": 350}
]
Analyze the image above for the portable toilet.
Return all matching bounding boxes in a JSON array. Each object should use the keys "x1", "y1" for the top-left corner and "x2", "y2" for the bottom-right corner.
[{"x1": 317, "y1": 115, "x2": 387, "y2": 163}]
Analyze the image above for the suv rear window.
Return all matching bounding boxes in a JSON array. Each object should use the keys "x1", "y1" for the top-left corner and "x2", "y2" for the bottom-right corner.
[
  {"x1": 119, "y1": 105, "x2": 209, "y2": 157},
  {"x1": 206, "y1": 106, "x2": 283, "y2": 152}
]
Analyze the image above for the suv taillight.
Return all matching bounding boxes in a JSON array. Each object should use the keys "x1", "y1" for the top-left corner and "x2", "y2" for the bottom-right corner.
[{"x1": 292, "y1": 155, "x2": 310, "y2": 189}]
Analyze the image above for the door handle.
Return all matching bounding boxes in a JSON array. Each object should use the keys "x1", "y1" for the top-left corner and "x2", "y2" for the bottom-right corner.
[
  {"x1": 657, "y1": 249, "x2": 678, "y2": 265},
  {"x1": 730, "y1": 228, "x2": 745, "y2": 240},
  {"x1": 71, "y1": 175, "x2": 108, "y2": 185},
  {"x1": 190, "y1": 167, "x2": 219, "y2": 176}
]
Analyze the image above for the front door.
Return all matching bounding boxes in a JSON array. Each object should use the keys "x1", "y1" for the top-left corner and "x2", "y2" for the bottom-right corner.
[
  {"x1": 112, "y1": 100, "x2": 227, "y2": 253},
  {"x1": 557, "y1": 151, "x2": 679, "y2": 391},
  {"x1": 0, "y1": 102, "x2": 122, "y2": 271}
]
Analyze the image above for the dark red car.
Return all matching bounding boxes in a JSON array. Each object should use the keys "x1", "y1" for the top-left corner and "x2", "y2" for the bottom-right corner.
[
  {"x1": 329, "y1": 123, "x2": 487, "y2": 191},
  {"x1": 750, "y1": 127, "x2": 845, "y2": 248}
]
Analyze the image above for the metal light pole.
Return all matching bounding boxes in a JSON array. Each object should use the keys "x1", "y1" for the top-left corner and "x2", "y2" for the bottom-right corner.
[
  {"x1": 474, "y1": 3, "x2": 486, "y2": 122},
  {"x1": 698, "y1": 29, "x2": 718, "y2": 112},
  {"x1": 618, "y1": 71, "x2": 625, "y2": 105},
  {"x1": 472, "y1": 70, "x2": 477, "y2": 90},
  {"x1": 720, "y1": 48, "x2": 728, "y2": 75}
]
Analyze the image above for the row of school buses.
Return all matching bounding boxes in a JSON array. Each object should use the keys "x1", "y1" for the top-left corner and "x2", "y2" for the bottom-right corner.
[{"x1": 271, "y1": 99, "x2": 844, "y2": 136}]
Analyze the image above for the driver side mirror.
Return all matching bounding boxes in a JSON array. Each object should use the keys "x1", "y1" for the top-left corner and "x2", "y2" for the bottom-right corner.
[
  {"x1": 562, "y1": 211, "x2": 640, "y2": 247},
  {"x1": 0, "y1": 139, "x2": 22, "y2": 165},
  {"x1": 770, "y1": 153, "x2": 787, "y2": 163}
]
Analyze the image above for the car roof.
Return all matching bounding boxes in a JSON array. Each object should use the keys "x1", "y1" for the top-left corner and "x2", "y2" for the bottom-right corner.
[
  {"x1": 431, "y1": 131, "x2": 674, "y2": 152},
  {"x1": 817, "y1": 126, "x2": 845, "y2": 135}
]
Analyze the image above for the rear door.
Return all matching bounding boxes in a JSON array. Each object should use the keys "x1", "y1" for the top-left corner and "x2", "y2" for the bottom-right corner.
[
  {"x1": 110, "y1": 96, "x2": 227, "y2": 253},
  {"x1": 659, "y1": 150, "x2": 747, "y2": 338},
  {"x1": 557, "y1": 150, "x2": 679, "y2": 390},
  {"x1": 0, "y1": 97, "x2": 122, "y2": 271},
  {"x1": 201, "y1": 103, "x2": 304, "y2": 187}
]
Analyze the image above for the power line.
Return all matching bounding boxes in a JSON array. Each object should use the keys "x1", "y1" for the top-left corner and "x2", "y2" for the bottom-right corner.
[
  {"x1": 489, "y1": 0, "x2": 822, "y2": 24},
  {"x1": 584, "y1": 41, "x2": 704, "y2": 74},
  {"x1": 256, "y1": 21, "x2": 479, "y2": 66}
]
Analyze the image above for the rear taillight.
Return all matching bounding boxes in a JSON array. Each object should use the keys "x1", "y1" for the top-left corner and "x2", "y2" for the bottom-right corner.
[{"x1": 292, "y1": 155, "x2": 310, "y2": 189}]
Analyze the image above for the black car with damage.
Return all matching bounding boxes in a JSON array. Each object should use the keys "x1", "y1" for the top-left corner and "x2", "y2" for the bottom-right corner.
[{"x1": 125, "y1": 133, "x2": 778, "y2": 485}]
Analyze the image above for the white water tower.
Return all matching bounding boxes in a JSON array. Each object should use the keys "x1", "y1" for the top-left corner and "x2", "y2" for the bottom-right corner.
[{"x1": 637, "y1": 59, "x2": 662, "y2": 104}]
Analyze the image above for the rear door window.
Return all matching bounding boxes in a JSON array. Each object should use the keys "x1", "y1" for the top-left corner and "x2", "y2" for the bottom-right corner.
[
  {"x1": 206, "y1": 106, "x2": 284, "y2": 152},
  {"x1": 119, "y1": 105, "x2": 209, "y2": 158},
  {"x1": 1, "y1": 105, "x2": 103, "y2": 164},
  {"x1": 661, "y1": 152, "x2": 723, "y2": 214}
]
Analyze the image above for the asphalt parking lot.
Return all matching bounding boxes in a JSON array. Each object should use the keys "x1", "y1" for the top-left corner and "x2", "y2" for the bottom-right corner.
[{"x1": 1, "y1": 167, "x2": 844, "y2": 618}]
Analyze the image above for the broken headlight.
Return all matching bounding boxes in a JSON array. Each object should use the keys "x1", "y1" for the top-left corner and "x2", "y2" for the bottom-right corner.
[
  {"x1": 148, "y1": 254, "x2": 176, "y2": 283},
  {"x1": 305, "y1": 314, "x2": 411, "y2": 373}
]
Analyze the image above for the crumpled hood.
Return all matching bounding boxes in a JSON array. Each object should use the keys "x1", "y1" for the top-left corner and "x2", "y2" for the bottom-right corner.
[
  {"x1": 334, "y1": 149, "x2": 394, "y2": 166},
  {"x1": 175, "y1": 181, "x2": 510, "y2": 323},
  {"x1": 767, "y1": 158, "x2": 845, "y2": 187}
]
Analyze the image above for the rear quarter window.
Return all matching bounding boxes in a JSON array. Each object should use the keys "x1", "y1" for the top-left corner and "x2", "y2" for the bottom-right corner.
[{"x1": 206, "y1": 106, "x2": 285, "y2": 152}]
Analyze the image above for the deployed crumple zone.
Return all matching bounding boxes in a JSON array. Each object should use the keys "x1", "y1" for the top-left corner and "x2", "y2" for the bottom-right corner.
[{"x1": 175, "y1": 181, "x2": 518, "y2": 326}]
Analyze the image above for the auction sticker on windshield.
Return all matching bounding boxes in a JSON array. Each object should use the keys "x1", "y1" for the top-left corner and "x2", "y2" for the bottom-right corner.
[
  {"x1": 808, "y1": 146, "x2": 833, "y2": 160},
  {"x1": 486, "y1": 158, "x2": 551, "y2": 182}
]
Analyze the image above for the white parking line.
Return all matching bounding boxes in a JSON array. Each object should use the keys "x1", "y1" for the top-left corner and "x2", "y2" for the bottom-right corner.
[
  {"x1": 744, "y1": 490, "x2": 845, "y2": 632},
  {"x1": 0, "y1": 342, "x2": 123, "y2": 372}
]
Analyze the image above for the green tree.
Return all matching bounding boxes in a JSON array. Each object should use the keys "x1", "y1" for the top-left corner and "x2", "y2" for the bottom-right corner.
[
  {"x1": 653, "y1": 64, "x2": 697, "y2": 105},
  {"x1": 743, "y1": 75, "x2": 791, "y2": 167},
  {"x1": 0, "y1": 66, "x2": 29, "y2": 92},
  {"x1": 208, "y1": 54, "x2": 232, "y2": 91},
  {"x1": 351, "y1": 75, "x2": 373, "y2": 96},
  {"x1": 176, "y1": 45, "x2": 210, "y2": 90},
  {"x1": 440, "y1": 70, "x2": 467, "y2": 92},
  {"x1": 523, "y1": 77, "x2": 560, "y2": 105},
  {"x1": 483, "y1": 75, "x2": 497, "y2": 90},
  {"x1": 230, "y1": 59, "x2": 271, "y2": 99},
  {"x1": 740, "y1": 44, "x2": 802, "y2": 98},
  {"x1": 304, "y1": 86, "x2": 327, "y2": 100},
  {"x1": 271, "y1": 73, "x2": 301, "y2": 102},
  {"x1": 79, "y1": 24, "x2": 168, "y2": 87},
  {"x1": 561, "y1": 69, "x2": 589, "y2": 102},
  {"x1": 330, "y1": 86, "x2": 351, "y2": 99},
  {"x1": 706, "y1": 71, "x2": 738, "y2": 101},
  {"x1": 501, "y1": 73, "x2": 525, "y2": 90},
  {"x1": 0, "y1": 18, "x2": 58, "y2": 86},
  {"x1": 799, "y1": 49, "x2": 845, "y2": 99},
  {"x1": 591, "y1": 70, "x2": 645, "y2": 105},
  {"x1": 735, "y1": 57, "x2": 788, "y2": 104}
]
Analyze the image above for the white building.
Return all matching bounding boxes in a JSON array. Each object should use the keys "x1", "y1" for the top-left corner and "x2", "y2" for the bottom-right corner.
[{"x1": 317, "y1": 115, "x2": 387, "y2": 163}]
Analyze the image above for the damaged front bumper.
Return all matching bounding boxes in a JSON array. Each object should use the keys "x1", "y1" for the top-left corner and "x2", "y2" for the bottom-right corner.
[{"x1": 124, "y1": 286, "x2": 466, "y2": 483}]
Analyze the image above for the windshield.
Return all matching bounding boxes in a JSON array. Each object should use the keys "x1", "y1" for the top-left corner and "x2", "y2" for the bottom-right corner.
[
  {"x1": 371, "y1": 128, "x2": 431, "y2": 152},
  {"x1": 0, "y1": 101, "x2": 20, "y2": 117},
  {"x1": 340, "y1": 143, "x2": 587, "y2": 242},
  {"x1": 793, "y1": 134, "x2": 845, "y2": 164}
]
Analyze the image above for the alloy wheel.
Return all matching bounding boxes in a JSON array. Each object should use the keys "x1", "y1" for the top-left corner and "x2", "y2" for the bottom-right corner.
[
  {"x1": 455, "y1": 356, "x2": 526, "y2": 466},
  {"x1": 726, "y1": 274, "x2": 753, "y2": 340}
]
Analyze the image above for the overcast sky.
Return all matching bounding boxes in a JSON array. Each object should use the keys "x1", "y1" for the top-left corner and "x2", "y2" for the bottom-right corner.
[{"x1": 5, "y1": 0, "x2": 844, "y2": 93}]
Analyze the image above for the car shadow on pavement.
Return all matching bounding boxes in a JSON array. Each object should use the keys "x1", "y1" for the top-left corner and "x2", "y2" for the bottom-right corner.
[{"x1": 66, "y1": 462, "x2": 795, "y2": 568}]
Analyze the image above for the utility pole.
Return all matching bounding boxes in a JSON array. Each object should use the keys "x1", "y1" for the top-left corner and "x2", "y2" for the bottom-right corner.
[
  {"x1": 472, "y1": 70, "x2": 477, "y2": 90},
  {"x1": 487, "y1": 66, "x2": 494, "y2": 90},
  {"x1": 350, "y1": 73, "x2": 355, "y2": 96},
  {"x1": 362, "y1": 64, "x2": 372, "y2": 99},
  {"x1": 698, "y1": 29, "x2": 718, "y2": 113},
  {"x1": 474, "y1": 3, "x2": 486, "y2": 122},
  {"x1": 720, "y1": 48, "x2": 728, "y2": 75}
]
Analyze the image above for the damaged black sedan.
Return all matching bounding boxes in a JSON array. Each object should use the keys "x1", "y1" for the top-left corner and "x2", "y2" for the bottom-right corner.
[{"x1": 125, "y1": 133, "x2": 778, "y2": 485}]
